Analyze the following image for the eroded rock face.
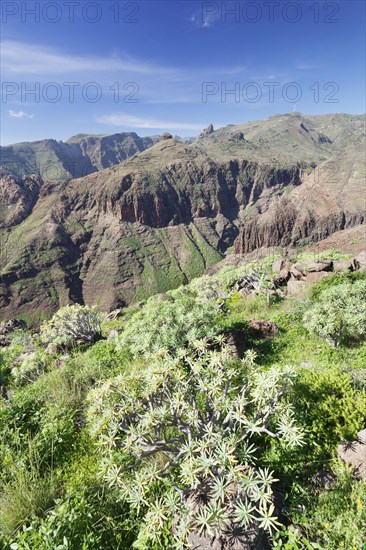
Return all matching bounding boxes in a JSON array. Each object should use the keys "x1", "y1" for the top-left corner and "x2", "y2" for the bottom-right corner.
[
  {"x1": 0, "y1": 174, "x2": 41, "y2": 228},
  {"x1": 234, "y1": 146, "x2": 365, "y2": 255},
  {"x1": 0, "y1": 114, "x2": 364, "y2": 321}
]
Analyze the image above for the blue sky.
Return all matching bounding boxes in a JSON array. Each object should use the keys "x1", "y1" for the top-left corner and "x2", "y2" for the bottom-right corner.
[{"x1": 1, "y1": 0, "x2": 365, "y2": 145}]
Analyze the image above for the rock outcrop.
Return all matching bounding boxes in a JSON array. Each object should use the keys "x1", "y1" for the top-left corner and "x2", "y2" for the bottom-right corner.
[{"x1": 198, "y1": 123, "x2": 214, "y2": 139}]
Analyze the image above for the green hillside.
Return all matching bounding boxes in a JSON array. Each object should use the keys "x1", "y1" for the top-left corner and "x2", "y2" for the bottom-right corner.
[{"x1": 0, "y1": 250, "x2": 365, "y2": 549}]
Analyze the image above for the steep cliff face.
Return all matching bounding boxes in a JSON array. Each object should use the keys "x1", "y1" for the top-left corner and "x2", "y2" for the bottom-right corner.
[
  {"x1": 0, "y1": 113, "x2": 364, "y2": 321},
  {"x1": 65, "y1": 139, "x2": 305, "y2": 228},
  {"x1": 234, "y1": 143, "x2": 365, "y2": 253},
  {"x1": 0, "y1": 174, "x2": 42, "y2": 228}
]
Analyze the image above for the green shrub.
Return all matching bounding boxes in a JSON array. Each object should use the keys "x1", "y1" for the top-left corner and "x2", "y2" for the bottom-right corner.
[
  {"x1": 0, "y1": 463, "x2": 57, "y2": 536},
  {"x1": 4, "y1": 491, "x2": 135, "y2": 550},
  {"x1": 117, "y1": 287, "x2": 222, "y2": 358},
  {"x1": 303, "y1": 280, "x2": 366, "y2": 346},
  {"x1": 311, "y1": 270, "x2": 366, "y2": 301},
  {"x1": 40, "y1": 305, "x2": 101, "y2": 350},
  {"x1": 87, "y1": 343, "x2": 303, "y2": 547},
  {"x1": 283, "y1": 464, "x2": 366, "y2": 550},
  {"x1": 11, "y1": 352, "x2": 48, "y2": 386},
  {"x1": 291, "y1": 366, "x2": 366, "y2": 460}
]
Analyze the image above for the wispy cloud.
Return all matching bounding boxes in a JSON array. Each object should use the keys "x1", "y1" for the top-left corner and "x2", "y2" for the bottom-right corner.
[
  {"x1": 189, "y1": 4, "x2": 221, "y2": 29},
  {"x1": 97, "y1": 114, "x2": 204, "y2": 131},
  {"x1": 0, "y1": 40, "x2": 176, "y2": 76},
  {"x1": 8, "y1": 110, "x2": 34, "y2": 119}
]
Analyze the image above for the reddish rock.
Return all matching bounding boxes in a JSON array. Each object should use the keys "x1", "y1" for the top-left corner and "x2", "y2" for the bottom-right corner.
[
  {"x1": 289, "y1": 266, "x2": 303, "y2": 280},
  {"x1": 248, "y1": 319, "x2": 279, "y2": 338},
  {"x1": 353, "y1": 251, "x2": 366, "y2": 272},
  {"x1": 295, "y1": 260, "x2": 333, "y2": 273},
  {"x1": 306, "y1": 271, "x2": 332, "y2": 283},
  {"x1": 337, "y1": 441, "x2": 366, "y2": 481},
  {"x1": 272, "y1": 259, "x2": 285, "y2": 273},
  {"x1": 333, "y1": 260, "x2": 353, "y2": 272}
]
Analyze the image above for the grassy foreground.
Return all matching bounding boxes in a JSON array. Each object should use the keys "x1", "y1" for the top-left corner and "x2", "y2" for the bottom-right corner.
[{"x1": 0, "y1": 253, "x2": 365, "y2": 549}]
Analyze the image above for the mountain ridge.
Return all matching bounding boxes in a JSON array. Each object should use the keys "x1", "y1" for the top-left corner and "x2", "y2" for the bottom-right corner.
[{"x1": 0, "y1": 113, "x2": 364, "y2": 321}]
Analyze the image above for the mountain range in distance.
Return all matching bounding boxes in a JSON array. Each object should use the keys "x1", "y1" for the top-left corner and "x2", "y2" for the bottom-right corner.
[
  {"x1": 0, "y1": 112, "x2": 365, "y2": 322},
  {"x1": 0, "y1": 132, "x2": 195, "y2": 182}
]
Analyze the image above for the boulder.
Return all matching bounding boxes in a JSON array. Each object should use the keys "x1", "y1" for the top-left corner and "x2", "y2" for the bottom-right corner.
[
  {"x1": 46, "y1": 343, "x2": 59, "y2": 355},
  {"x1": 333, "y1": 260, "x2": 353, "y2": 272},
  {"x1": 272, "y1": 259, "x2": 285, "y2": 273},
  {"x1": 275, "y1": 288, "x2": 286, "y2": 299},
  {"x1": 295, "y1": 260, "x2": 333, "y2": 274},
  {"x1": 272, "y1": 259, "x2": 291, "y2": 274},
  {"x1": 235, "y1": 273, "x2": 261, "y2": 294},
  {"x1": 337, "y1": 441, "x2": 366, "y2": 481},
  {"x1": 0, "y1": 334, "x2": 11, "y2": 347},
  {"x1": 353, "y1": 251, "x2": 366, "y2": 272},
  {"x1": 306, "y1": 271, "x2": 332, "y2": 284},
  {"x1": 10, "y1": 352, "x2": 36, "y2": 368},
  {"x1": 287, "y1": 279, "x2": 307, "y2": 296},
  {"x1": 273, "y1": 269, "x2": 290, "y2": 288},
  {"x1": 248, "y1": 319, "x2": 279, "y2": 338},
  {"x1": 289, "y1": 266, "x2": 303, "y2": 280}
]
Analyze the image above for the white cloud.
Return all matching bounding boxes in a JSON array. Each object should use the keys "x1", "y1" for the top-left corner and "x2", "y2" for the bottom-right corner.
[
  {"x1": 97, "y1": 114, "x2": 204, "y2": 131},
  {"x1": 8, "y1": 110, "x2": 34, "y2": 119},
  {"x1": 0, "y1": 40, "x2": 177, "y2": 76},
  {"x1": 189, "y1": 6, "x2": 221, "y2": 29}
]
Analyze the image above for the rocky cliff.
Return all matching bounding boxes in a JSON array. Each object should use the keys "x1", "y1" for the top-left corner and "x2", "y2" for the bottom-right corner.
[{"x1": 0, "y1": 113, "x2": 364, "y2": 321}]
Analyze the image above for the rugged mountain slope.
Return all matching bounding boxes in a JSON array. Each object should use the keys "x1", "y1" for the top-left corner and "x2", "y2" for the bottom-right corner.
[
  {"x1": 235, "y1": 141, "x2": 365, "y2": 253},
  {"x1": 0, "y1": 113, "x2": 364, "y2": 321},
  {"x1": 0, "y1": 132, "x2": 160, "y2": 180}
]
